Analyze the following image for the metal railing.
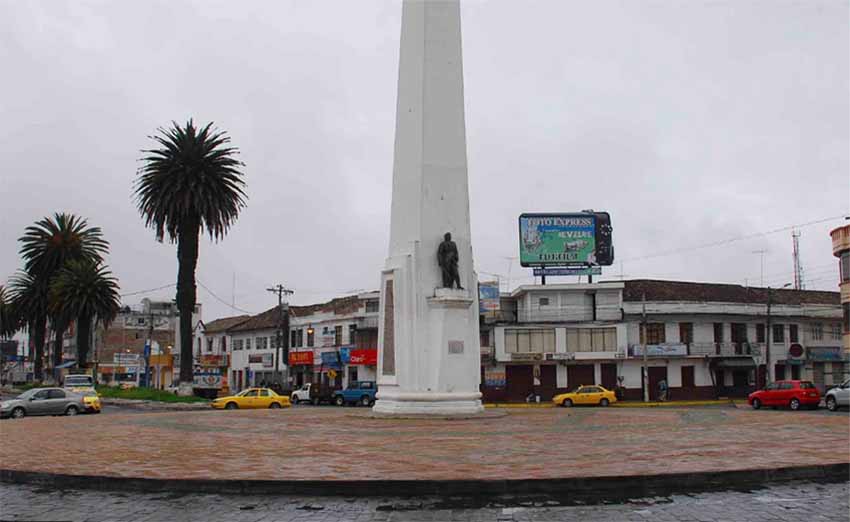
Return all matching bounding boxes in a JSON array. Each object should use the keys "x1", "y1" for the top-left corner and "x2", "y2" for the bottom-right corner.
[{"x1": 687, "y1": 342, "x2": 762, "y2": 357}]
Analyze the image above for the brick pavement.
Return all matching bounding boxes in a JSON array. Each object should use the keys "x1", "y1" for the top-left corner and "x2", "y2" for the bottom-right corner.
[
  {"x1": 0, "y1": 407, "x2": 847, "y2": 483},
  {"x1": 0, "y1": 481, "x2": 847, "y2": 521}
]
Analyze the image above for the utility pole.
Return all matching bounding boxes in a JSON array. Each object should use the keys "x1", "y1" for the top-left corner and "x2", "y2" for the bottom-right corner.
[
  {"x1": 145, "y1": 309, "x2": 154, "y2": 388},
  {"x1": 642, "y1": 292, "x2": 648, "y2": 402},
  {"x1": 267, "y1": 284, "x2": 293, "y2": 390},
  {"x1": 752, "y1": 249, "x2": 767, "y2": 287}
]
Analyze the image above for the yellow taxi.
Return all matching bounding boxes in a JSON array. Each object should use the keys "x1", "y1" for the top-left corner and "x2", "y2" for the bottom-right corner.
[
  {"x1": 211, "y1": 388, "x2": 291, "y2": 410},
  {"x1": 553, "y1": 385, "x2": 617, "y2": 407},
  {"x1": 79, "y1": 390, "x2": 102, "y2": 414}
]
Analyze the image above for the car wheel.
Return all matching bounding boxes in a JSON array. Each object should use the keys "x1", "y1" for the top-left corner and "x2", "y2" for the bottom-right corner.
[
  {"x1": 225, "y1": 402, "x2": 238, "y2": 410},
  {"x1": 11, "y1": 407, "x2": 25, "y2": 419},
  {"x1": 752, "y1": 398, "x2": 761, "y2": 410},
  {"x1": 335, "y1": 396, "x2": 345, "y2": 407},
  {"x1": 790, "y1": 398, "x2": 801, "y2": 411},
  {"x1": 269, "y1": 402, "x2": 281, "y2": 409},
  {"x1": 599, "y1": 398, "x2": 610, "y2": 407},
  {"x1": 562, "y1": 399, "x2": 573, "y2": 408},
  {"x1": 361, "y1": 395, "x2": 371, "y2": 407},
  {"x1": 827, "y1": 397, "x2": 838, "y2": 412},
  {"x1": 65, "y1": 405, "x2": 79, "y2": 416}
]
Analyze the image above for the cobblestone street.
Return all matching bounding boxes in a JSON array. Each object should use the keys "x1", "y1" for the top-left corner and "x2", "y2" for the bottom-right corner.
[{"x1": 0, "y1": 480, "x2": 847, "y2": 521}]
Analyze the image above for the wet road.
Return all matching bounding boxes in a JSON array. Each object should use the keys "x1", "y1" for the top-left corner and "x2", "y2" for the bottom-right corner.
[{"x1": 0, "y1": 480, "x2": 847, "y2": 521}]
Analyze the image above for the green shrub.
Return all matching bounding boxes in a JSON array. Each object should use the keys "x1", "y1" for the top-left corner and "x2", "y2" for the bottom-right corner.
[{"x1": 94, "y1": 385, "x2": 208, "y2": 403}]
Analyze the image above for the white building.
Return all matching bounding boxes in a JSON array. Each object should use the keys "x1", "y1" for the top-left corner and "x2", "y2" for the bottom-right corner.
[
  {"x1": 225, "y1": 292, "x2": 380, "y2": 392},
  {"x1": 481, "y1": 280, "x2": 844, "y2": 402}
]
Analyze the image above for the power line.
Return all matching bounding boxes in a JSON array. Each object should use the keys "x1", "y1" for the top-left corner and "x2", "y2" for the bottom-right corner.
[
  {"x1": 620, "y1": 214, "x2": 846, "y2": 263},
  {"x1": 120, "y1": 283, "x2": 176, "y2": 298},
  {"x1": 197, "y1": 279, "x2": 255, "y2": 315}
]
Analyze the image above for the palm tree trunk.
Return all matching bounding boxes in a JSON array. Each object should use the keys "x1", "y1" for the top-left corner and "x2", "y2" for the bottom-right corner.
[
  {"x1": 176, "y1": 219, "x2": 200, "y2": 385},
  {"x1": 76, "y1": 315, "x2": 91, "y2": 367},
  {"x1": 52, "y1": 319, "x2": 65, "y2": 370},
  {"x1": 32, "y1": 315, "x2": 46, "y2": 381}
]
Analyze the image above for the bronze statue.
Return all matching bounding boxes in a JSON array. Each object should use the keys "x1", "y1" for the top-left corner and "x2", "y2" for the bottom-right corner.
[{"x1": 437, "y1": 232, "x2": 462, "y2": 289}]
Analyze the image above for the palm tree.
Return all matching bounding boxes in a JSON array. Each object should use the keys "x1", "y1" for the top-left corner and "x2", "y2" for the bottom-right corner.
[
  {"x1": 49, "y1": 261, "x2": 120, "y2": 367},
  {"x1": 8, "y1": 273, "x2": 48, "y2": 380},
  {"x1": 0, "y1": 285, "x2": 19, "y2": 339},
  {"x1": 19, "y1": 213, "x2": 109, "y2": 368},
  {"x1": 134, "y1": 120, "x2": 247, "y2": 387}
]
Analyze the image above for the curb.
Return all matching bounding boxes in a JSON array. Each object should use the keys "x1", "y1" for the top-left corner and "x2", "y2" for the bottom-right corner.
[{"x1": 1, "y1": 464, "x2": 847, "y2": 500}]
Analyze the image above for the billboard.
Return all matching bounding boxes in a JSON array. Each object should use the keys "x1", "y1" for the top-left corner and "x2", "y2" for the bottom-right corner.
[
  {"x1": 519, "y1": 212, "x2": 613, "y2": 267},
  {"x1": 478, "y1": 281, "x2": 500, "y2": 313}
]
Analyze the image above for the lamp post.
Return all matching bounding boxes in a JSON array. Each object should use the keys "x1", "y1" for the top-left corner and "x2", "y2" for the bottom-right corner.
[{"x1": 765, "y1": 282, "x2": 792, "y2": 385}]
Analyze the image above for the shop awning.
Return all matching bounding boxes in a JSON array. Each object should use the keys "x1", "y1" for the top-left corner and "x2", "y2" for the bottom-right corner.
[{"x1": 55, "y1": 361, "x2": 76, "y2": 369}]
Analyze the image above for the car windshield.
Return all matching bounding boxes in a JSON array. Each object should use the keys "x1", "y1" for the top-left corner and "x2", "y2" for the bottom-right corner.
[
  {"x1": 799, "y1": 382, "x2": 816, "y2": 389},
  {"x1": 14, "y1": 389, "x2": 37, "y2": 400},
  {"x1": 65, "y1": 376, "x2": 93, "y2": 386}
]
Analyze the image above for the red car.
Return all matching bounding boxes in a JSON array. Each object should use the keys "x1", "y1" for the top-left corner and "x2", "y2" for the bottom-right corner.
[{"x1": 748, "y1": 380, "x2": 821, "y2": 411}]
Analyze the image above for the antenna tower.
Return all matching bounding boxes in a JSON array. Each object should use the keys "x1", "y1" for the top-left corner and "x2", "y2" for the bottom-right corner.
[{"x1": 792, "y1": 230, "x2": 804, "y2": 290}]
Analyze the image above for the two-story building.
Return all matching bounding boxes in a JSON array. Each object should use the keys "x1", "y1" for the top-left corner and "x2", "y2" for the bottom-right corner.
[{"x1": 481, "y1": 279, "x2": 844, "y2": 402}]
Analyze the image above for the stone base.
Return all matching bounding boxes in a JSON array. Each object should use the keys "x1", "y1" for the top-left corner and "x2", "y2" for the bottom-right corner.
[
  {"x1": 176, "y1": 383, "x2": 195, "y2": 397},
  {"x1": 372, "y1": 390, "x2": 484, "y2": 416}
]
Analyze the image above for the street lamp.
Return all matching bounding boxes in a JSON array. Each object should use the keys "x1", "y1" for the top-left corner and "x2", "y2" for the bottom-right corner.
[{"x1": 765, "y1": 282, "x2": 792, "y2": 386}]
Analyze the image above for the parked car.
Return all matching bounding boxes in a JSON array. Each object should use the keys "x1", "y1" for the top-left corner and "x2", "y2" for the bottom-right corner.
[
  {"x1": 333, "y1": 381, "x2": 378, "y2": 406},
  {"x1": 748, "y1": 380, "x2": 821, "y2": 410},
  {"x1": 0, "y1": 387, "x2": 87, "y2": 419},
  {"x1": 210, "y1": 387, "x2": 291, "y2": 410},
  {"x1": 824, "y1": 379, "x2": 850, "y2": 412},
  {"x1": 552, "y1": 385, "x2": 617, "y2": 407},
  {"x1": 290, "y1": 382, "x2": 339, "y2": 405}
]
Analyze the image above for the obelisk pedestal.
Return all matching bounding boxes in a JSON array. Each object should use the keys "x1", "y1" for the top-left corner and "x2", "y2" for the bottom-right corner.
[{"x1": 373, "y1": 0, "x2": 483, "y2": 416}]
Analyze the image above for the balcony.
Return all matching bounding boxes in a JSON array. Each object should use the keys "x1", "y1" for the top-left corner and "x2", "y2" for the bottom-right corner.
[
  {"x1": 357, "y1": 316, "x2": 379, "y2": 330},
  {"x1": 831, "y1": 225, "x2": 850, "y2": 255}
]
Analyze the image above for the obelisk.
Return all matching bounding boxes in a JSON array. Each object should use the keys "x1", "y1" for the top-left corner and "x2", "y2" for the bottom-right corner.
[{"x1": 373, "y1": 0, "x2": 483, "y2": 415}]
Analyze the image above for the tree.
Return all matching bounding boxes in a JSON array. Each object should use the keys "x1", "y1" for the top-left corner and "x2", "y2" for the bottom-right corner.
[
  {"x1": 8, "y1": 273, "x2": 48, "y2": 380},
  {"x1": 0, "y1": 285, "x2": 19, "y2": 340},
  {"x1": 49, "y1": 261, "x2": 120, "y2": 367},
  {"x1": 134, "y1": 120, "x2": 246, "y2": 387},
  {"x1": 18, "y1": 213, "x2": 109, "y2": 368}
]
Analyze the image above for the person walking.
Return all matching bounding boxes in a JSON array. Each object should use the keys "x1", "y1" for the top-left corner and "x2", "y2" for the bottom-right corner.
[{"x1": 658, "y1": 378, "x2": 668, "y2": 402}]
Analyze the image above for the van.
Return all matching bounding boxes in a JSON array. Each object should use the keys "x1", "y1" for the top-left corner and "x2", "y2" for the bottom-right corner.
[{"x1": 63, "y1": 374, "x2": 95, "y2": 392}]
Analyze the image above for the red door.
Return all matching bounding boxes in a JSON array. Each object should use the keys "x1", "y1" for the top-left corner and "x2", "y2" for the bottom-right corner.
[
  {"x1": 567, "y1": 364, "x2": 595, "y2": 390},
  {"x1": 538, "y1": 365, "x2": 557, "y2": 400},
  {"x1": 506, "y1": 365, "x2": 533, "y2": 402},
  {"x1": 601, "y1": 364, "x2": 617, "y2": 390}
]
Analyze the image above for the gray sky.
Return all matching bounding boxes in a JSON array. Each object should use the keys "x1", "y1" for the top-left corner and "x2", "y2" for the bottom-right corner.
[{"x1": 1, "y1": 0, "x2": 847, "y2": 322}]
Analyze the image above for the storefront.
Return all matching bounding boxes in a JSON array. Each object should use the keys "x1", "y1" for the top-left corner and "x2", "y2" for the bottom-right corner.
[
  {"x1": 340, "y1": 346, "x2": 377, "y2": 385},
  {"x1": 288, "y1": 350, "x2": 313, "y2": 387},
  {"x1": 807, "y1": 346, "x2": 849, "y2": 392}
]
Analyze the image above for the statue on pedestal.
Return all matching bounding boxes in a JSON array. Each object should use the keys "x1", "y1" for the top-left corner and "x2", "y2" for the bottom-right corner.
[{"x1": 437, "y1": 232, "x2": 463, "y2": 289}]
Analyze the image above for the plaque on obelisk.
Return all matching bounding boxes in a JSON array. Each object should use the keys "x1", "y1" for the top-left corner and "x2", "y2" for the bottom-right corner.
[{"x1": 373, "y1": 0, "x2": 483, "y2": 415}]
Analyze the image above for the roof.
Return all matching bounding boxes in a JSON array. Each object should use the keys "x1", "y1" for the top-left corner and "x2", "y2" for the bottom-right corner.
[
  {"x1": 622, "y1": 279, "x2": 839, "y2": 306},
  {"x1": 228, "y1": 295, "x2": 367, "y2": 333},
  {"x1": 203, "y1": 315, "x2": 250, "y2": 334}
]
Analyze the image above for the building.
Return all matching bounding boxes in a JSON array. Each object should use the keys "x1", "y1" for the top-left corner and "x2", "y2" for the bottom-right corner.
[
  {"x1": 831, "y1": 224, "x2": 850, "y2": 356},
  {"x1": 194, "y1": 315, "x2": 249, "y2": 394},
  {"x1": 480, "y1": 279, "x2": 845, "y2": 402},
  {"x1": 224, "y1": 292, "x2": 379, "y2": 392}
]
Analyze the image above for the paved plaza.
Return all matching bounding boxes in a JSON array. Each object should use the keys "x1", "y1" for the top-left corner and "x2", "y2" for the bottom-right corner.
[
  {"x1": 1, "y1": 406, "x2": 847, "y2": 486},
  {"x1": 0, "y1": 480, "x2": 848, "y2": 521}
]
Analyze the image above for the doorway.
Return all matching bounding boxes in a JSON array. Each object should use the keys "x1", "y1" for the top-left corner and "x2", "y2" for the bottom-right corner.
[
  {"x1": 506, "y1": 365, "x2": 533, "y2": 401},
  {"x1": 567, "y1": 364, "x2": 595, "y2": 390},
  {"x1": 642, "y1": 366, "x2": 668, "y2": 401},
  {"x1": 538, "y1": 365, "x2": 557, "y2": 400},
  {"x1": 601, "y1": 364, "x2": 617, "y2": 390}
]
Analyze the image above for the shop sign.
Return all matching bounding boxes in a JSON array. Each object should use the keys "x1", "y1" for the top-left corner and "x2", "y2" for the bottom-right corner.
[
  {"x1": 114, "y1": 353, "x2": 140, "y2": 365},
  {"x1": 788, "y1": 344, "x2": 805, "y2": 359},
  {"x1": 807, "y1": 347, "x2": 847, "y2": 362},
  {"x1": 546, "y1": 352, "x2": 576, "y2": 361},
  {"x1": 289, "y1": 351, "x2": 313, "y2": 366},
  {"x1": 629, "y1": 344, "x2": 687, "y2": 357},
  {"x1": 510, "y1": 353, "x2": 543, "y2": 362},
  {"x1": 484, "y1": 370, "x2": 506, "y2": 387},
  {"x1": 199, "y1": 355, "x2": 225, "y2": 367},
  {"x1": 349, "y1": 349, "x2": 378, "y2": 365},
  {"x1": 320, "y1": 351, "x2": 342, "y2": 369},
  {"x1": 479, "y1": 282, "x2": 500, "y2": 313},
  {"x1": 193, "y1": 369, "x2": 221, "y2": 389},
  {"x1": 248, "y1": 353, "x2": 274, "y2": 367}
]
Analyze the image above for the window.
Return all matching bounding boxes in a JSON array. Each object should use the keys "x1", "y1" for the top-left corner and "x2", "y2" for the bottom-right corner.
[
  {"x1": 830, "y1": 323, "x2": 842, "y2": 340},
  {"x1": 290, "y1": 330, "x2": 297, "y2": 347},
  {"x1": 233, "y1": 339, "x2": 243, "y2": 351},
  {"x1": 243, "y1": 389, "x2": 258, "y2": 397},
  {"x1": 539, "y1": 297, "x2": 550, "y2": 307},
  {"x1": 366, "y1": 299, "x2": 379, "y2": 314},
  {"x1": 222, "y1": 337, "x2": 227, "y2": 352},
  {"x1": 789, "y1": 324, "x2": 798, "y2": 343},
  {"x1": 679, "y1": 323, "x2": 693, "y2": 344},
  {"x1": 713, "y1": 323, "x2": 724, "y2": 343},
  {"x1": 349, "y1": 324, "x2": 357, "y2": 344},
  {"x1": 258, "y1": 389, "x2": 269, "y2": 397},
  {"x1": 505, "y1": 329, "x2": 556, "y2": 354},
  {"x1": 296, "y1": 329, "x2": 304, "y2": 347},
  {"x1": 480, "y1": 330, "x2": 489, "y2": 347},
  {"x1": 335, "y1": 325, "x2": 343, "y2": 346},
  {"x1": 731, "y1": 323, "x2": 748, "y2": 343},
  {"x1": 844, "y1": 304, "x2": 850, "y2": 334},
  {"x1": 566, "y1": 327, "x2": 616, "y2": 352},
  {"x1": 779, "y1": 382, "x2": 793, "y2": 390},
  {"x1": 799, "y1": 382, "x2": 815, "y2": 389},
  {"x1": 840, "y1": 252, "x2": 850, "y2": 283},
  {"x1": 811, "y1": 323, "x2": 823, "y2": 341},
  {"x1": 640, "y1": 323, "x2": 666, "y2": 345},
  {"x1": 307, "y1": 329, "x2": 315, "y2": 347},
  {"x1": 245, "y1": 338, "x2": 252, "y2": 350},
  {"x1": 756, "y1": 324, "x2": 766, "y2": 343},
  {"x1": 48, "y1": 389, "x2": 66, "y2": 399},
  {"x1": 33, "y1": 390, "x2": 49, "y2": 400},
  {"x1": 256, "y1": 337, "x2": 268, "y2": 351},
  {"x1": 207, "y1": 338, "x2": 213, "y2": 352},
  {"x1": 270, "y1": 336, "x2": 278, "y2": 349},
  {"x1": 772, "y1": 324, "x2": 784, "y2": 343}
]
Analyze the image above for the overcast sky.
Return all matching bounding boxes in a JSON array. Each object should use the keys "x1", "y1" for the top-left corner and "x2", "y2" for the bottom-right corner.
[{"x1": 1, "y1": 0, "x2": 847, "y2": 322}]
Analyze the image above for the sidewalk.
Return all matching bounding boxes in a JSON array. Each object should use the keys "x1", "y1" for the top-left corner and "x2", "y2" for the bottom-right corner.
[{"x1": 485, "y1": 399, "x2": 746, "y2": 409}]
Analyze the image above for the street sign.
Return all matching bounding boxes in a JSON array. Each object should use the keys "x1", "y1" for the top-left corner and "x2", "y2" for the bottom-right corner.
[{"x1": 533, "y1": 267, "x2": 602, "y2": 277}]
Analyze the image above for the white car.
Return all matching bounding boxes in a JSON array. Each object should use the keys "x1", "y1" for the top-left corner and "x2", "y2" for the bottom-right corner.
[{"x1": 824, "y1": 379, "x2": 850, "y2": 412}]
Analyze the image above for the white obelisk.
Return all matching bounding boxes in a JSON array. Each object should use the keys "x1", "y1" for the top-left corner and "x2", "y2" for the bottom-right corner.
[{"x1": 373, "y1": 0, "x2": 483, "y2": 415}]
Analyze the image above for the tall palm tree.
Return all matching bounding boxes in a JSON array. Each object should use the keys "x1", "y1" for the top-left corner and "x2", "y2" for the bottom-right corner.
[
  {"x1": 49, "y1": 261, "x2": 120, "y2": 367},
  {"x1": 134, "y1": 120, "x2": 247, "y2": 387},
  {"x1": 8, "y1": 273, "x2": 48, "y2": 380},
  {"x1": 19, "y1": 213, "x2": 109, "y2": 368},
  {"x1": 0, "y1": 285, "x2": 19, "y2": 339}
]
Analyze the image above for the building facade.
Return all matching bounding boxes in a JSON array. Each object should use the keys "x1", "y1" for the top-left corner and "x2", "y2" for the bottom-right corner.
[
  {"x1": 481, "y1": 280, "x2": 845, "y2": 402},
  {"x1": 831, "y1": 224, "x2": 850, "y2": 356}
]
